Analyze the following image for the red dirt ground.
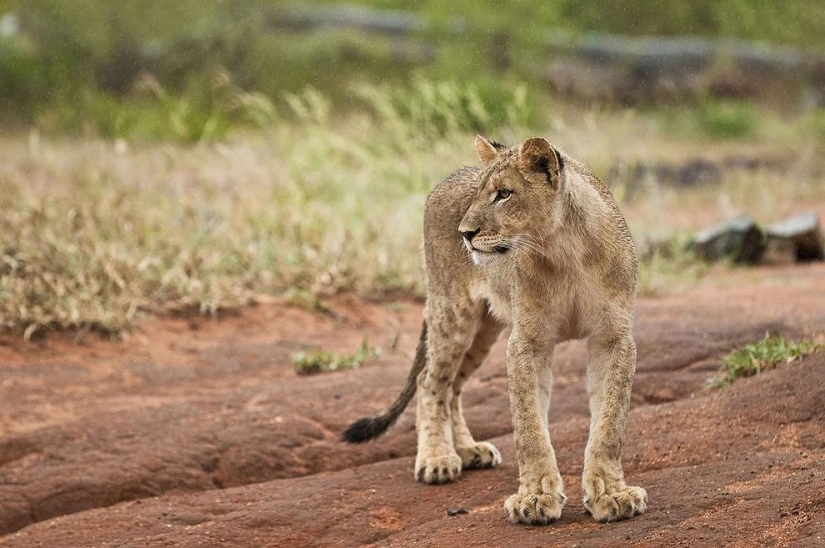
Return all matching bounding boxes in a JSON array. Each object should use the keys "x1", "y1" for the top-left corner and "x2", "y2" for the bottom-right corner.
[{"x1": 1, "y1": 264, "x2": 824, "y2": 547}]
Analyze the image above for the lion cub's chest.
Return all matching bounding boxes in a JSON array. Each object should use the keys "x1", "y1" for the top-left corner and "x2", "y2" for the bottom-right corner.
[
  {"x1": 480, "y1": 284, "x2": 512, "y2": 324},
  {"x1": 470, "y1": 274, "x2": 590, "y2": 341}
]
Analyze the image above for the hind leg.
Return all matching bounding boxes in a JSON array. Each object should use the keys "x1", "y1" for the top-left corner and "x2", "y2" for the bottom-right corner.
[
  {"x1": 450, "y1": 307, "x2": 505, "y2": 470},
  {"x1": 415, "y1": 298, "x2": 482, "y2": 484}
]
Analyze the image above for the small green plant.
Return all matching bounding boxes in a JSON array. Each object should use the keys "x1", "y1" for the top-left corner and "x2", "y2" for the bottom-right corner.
[
  {"x1": 292, "y1": 338, "x2": 379, "y2": 375},
  {"x1": 710, "y1": 333, "x2": 822, "y2": 387}
]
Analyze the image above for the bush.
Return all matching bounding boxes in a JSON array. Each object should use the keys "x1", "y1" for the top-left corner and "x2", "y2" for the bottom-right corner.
[
  {"x1": 696, "y1": 99, "x2": 757, "y2": 139},
  {"x1": 34, "y1": 69, "x2": 276, "y2": 142}
]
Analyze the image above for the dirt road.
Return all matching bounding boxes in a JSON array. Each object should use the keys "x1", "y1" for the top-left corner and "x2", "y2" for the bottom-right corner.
[{"x1": 1, "y1": 264, "x2": 824, "y2": 547}]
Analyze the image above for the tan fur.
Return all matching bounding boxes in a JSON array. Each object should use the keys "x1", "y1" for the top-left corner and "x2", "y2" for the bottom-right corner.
[{"x1": 415, "y1": 136, "x2": 647, "y2": 524}]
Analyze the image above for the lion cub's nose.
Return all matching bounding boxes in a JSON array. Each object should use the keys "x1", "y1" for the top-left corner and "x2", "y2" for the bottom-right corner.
[{"x1": 460, "y1": 228, "x2": 480, "y2": 242}]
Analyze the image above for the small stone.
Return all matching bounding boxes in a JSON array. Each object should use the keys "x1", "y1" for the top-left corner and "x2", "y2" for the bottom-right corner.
[{"x1": 447, "y1": 507, "x2": 468, "y2": 516}]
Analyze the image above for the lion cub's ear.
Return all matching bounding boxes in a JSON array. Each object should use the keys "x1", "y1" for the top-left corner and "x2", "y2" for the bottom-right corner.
[
  {"x1": 474, "y1": 135, "x2": 499, "y2": 166},
  {"x1": 518, "y1": 137, "x2": 563, "y2": 190}
]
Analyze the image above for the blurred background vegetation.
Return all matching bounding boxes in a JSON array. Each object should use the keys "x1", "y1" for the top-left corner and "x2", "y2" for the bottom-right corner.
[
  {"x1": 1, "y1": 1, "x2": 824, "y2": 335},
  {"x1": 2, "y1": 0, "x2": 825, "y2": 139}
]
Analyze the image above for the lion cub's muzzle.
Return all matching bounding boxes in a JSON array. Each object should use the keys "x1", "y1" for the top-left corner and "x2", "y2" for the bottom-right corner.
[{"x1": 459, "y1": 228, "x2": 510, "y2": 256}]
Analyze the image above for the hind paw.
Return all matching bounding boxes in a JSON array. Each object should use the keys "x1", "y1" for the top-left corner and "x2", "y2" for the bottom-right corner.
[
  {"x1": 414, "y1": 453, "x2": 462, "y2": 484},
  {"x1": 456, "y1": 441, "x2": 502, "y2": 470}
]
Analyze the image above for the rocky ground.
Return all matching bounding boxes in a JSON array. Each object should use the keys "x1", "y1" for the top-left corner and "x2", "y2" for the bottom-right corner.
[{"x1": 1, "y1": 264, "x2": 824, "y2": 547}]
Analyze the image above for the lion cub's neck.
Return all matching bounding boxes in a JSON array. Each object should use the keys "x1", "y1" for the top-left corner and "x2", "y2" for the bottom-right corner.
[{"x1": 527, "y1": 167, "x2": 614, "y2": 275}]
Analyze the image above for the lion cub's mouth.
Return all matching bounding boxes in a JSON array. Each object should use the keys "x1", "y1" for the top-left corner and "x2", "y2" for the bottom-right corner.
[{"x1": 472, "y1": 245, "x2": 511, "y2": 255}]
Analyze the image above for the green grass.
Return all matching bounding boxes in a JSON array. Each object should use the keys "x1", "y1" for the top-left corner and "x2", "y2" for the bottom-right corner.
[
  {"x1": 696, "y1": 99, "x2": 758, "y2": 139},
  {"x1": 1, "y1": 81, "x2": 824, "y2": 337},
  {"x1": 292, "y1": 338, "x2": 379, "y2": 375},
  {"x1": 6, "y1": 0, "x2": 825, "y2": 132},
  {"x1": 711, "y1": 334, "x2": 823, "y2": 388},
  {"x1": 35, "y1": 71, "x2": 276, "y2": 143},
  {"x1": 354, "y1": 78, "x2": 538, "y2": 137}
]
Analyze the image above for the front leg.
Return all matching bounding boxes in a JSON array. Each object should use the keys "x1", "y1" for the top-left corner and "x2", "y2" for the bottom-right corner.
[
  {"x1": 503, "y1": 330, "x2": 566, "y2": 525},
  {"x1": 582, "y1": 333, "x2": 647, "y2": 522}
]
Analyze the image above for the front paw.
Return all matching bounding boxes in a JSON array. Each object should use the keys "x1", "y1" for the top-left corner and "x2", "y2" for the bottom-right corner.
[
  {"x1": 504, "y1": 489, "x2": 566, "y2": 525},
  {"x1": 584, "y1": 485, "x2": 647, "y2": 522},
  {"x1": 414, "y1": 453, "x2": 462, "y2": 484},
  {"x1": 456, "y1": 441, "x2": 502, "y2": 470}
]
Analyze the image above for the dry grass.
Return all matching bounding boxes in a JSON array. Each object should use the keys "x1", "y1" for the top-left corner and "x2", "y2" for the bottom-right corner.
[
  {"x1": 0, "y1": 130, "x2": 431, "y2": 336},
  {"x1": 2, "y1": 89, "x2": 824, "y2": 336}
]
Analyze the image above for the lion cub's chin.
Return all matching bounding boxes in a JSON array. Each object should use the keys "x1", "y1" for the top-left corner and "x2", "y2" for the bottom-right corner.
[
  {"x1": 471, "y1": 249, "x2": 505, "y2": 266},
  {"x1": 469, "y1": 245, "x2": 511, "y2": 266}
]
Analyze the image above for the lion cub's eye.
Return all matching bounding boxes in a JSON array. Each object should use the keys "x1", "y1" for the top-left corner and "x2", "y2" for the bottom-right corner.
[{"x1": 494, "y1": 189, "x2": 513, "y2": 202}]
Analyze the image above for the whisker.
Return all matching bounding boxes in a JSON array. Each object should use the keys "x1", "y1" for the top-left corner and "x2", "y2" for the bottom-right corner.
[
  {"x1": 512, "y1": 236, "x2": 540, "y2": 254},
  {"x1": 511, "y1": 234, "x2": 548, "y2": 258},
  {"x1": 519, "y1": 233, "x2": 549, "y2": 254},
  {"x1": 455, "y1": 236, "x2": 473, "y2": 264}
]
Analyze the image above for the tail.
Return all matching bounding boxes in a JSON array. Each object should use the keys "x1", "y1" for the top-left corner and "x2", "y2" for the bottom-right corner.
[{"x1": 342, "y1": 320, "x2": 428, "y2": 443}]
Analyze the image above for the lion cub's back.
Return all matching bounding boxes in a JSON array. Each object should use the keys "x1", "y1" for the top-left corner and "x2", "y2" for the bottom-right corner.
[
  {"x1": 422, "y1": 167, "x2": 481, "y2": 286},
  {"x1": 424, "y1": 167, "x2": 481, "y2": 228},
  {"x1": 424, "y1": 166, "x2": 480, "y2": 239}
]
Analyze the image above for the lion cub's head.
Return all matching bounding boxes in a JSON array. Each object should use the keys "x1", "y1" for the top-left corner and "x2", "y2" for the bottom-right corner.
[{"x1": 458, "y1": 135, "x2": 566, "y2": 265}]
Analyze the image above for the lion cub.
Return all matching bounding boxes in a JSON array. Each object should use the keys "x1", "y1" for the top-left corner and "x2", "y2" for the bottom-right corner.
[{"x1": 344, "y1": 136, "x2": 647, "y2": 525}]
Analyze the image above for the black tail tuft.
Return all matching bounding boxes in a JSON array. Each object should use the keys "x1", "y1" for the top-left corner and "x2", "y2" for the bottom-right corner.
[
  {"x1": 342, "y1": 414, "x2": 394, "y2": 444},
  {"x1": 341, "y1": 320, "x2": 428, "y2": 444}
]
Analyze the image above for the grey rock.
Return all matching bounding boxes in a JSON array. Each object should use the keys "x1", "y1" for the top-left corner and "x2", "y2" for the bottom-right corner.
[
  {"x1": 693, "y1": 214, "x2": 766, "y2": 263},
  {"x1": 767, "y1": 212, "x2": 824, "y2": 262}
]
